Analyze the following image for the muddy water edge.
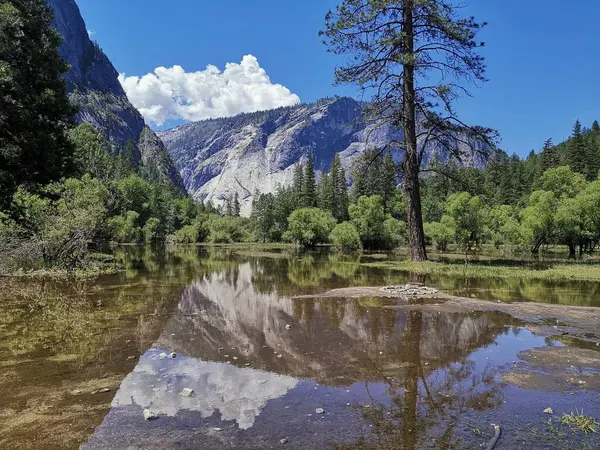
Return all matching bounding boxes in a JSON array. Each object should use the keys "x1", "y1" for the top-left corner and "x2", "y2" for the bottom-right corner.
[{"x1": 0, "y1": 246, "x2": 599, "y2": 449}]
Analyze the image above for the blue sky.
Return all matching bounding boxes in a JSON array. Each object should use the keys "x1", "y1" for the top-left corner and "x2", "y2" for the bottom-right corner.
[{"x1": 77, "y1": 0, "x2": 600, "y2": 157}]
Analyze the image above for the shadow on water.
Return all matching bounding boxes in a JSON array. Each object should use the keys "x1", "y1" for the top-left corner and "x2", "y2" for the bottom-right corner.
[{"x1": 0, "y1": 246, "x2": 599, "y2": 449}]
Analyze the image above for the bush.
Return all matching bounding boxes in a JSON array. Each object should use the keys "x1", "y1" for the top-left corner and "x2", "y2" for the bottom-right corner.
[
  {"x1": 382, "y1": 217, "x2": 405, "y2": 249},
  {"x1": 349, "y1": 195, "x2": 404, "y2": 249},
  {"x1": 143, "y1": 218, "x2": 162, "y2": 245},
  {"x1": 206, "y1": 215, "x2": 251, "y2": 243},
  {"x1": 424, "y1": 217, "x2": 455, "y2": 251},
  {"x1": 283, "y1": 208, "x2": 336, "y2": 247},
  {"x1": 330, "y1": 222, "x2": 362, "y2": 252},
  {"x1": 107, "y1": 210, "x2": 141, "y2": 243}
]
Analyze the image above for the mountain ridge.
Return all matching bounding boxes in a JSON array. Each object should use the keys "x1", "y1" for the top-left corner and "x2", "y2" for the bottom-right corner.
[
  {"x1": 47, "y1": 0, "x2": 185, "y2": 192},
  {"x1": 159, "y1": 96, "x2": 490, "y2": 215}
]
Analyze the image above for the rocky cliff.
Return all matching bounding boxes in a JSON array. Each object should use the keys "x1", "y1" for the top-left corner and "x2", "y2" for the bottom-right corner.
[
  {"x1": 47, "y1": 0, "x2": 185, "y2": 192},
  {"x1": 159, "y1": 97, "x2": 490, "y2": 215}
]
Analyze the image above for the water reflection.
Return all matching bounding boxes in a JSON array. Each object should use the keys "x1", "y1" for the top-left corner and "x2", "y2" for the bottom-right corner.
[
  {"x1": 112, "y1": 348, "x2": 297, "y2": 430},
  {"x1": 84, "y1": 254, "x2": 535, "y2": 448}
]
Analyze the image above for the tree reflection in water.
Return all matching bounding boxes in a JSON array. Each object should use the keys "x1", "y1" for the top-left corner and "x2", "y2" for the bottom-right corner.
[{"x1": 336, "y1": 310, "x2": 503, "y2": 450}]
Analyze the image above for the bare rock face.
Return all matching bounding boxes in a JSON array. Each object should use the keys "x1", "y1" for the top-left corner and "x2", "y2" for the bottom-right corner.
[
  {"x1": 159, "y1": 97, "x2": 491, "y2": 215},
  {"x1": 47, "y1": 0, "x2": 184, "y2": 192}
]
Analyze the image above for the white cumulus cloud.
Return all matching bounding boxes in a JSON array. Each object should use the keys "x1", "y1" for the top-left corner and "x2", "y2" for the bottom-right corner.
[{"x1": 118, "y1": 54, "x2": 301, "y2": 126}]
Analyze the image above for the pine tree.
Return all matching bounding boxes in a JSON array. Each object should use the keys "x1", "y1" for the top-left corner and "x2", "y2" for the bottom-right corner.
[
  {"x1": 123, "y1": 139, "x2": 137, "y2": 171},
  {"x1": 302, "y1": 156, "x2": 317, "y2": 207},
  {"x1": 331, "y1": 153, "x2": 349, "y2": 221},
  {"x1": 567, "y1": 120, "x2": 587, "y2": 176},
  {"x1": 0, "y1": 0, "x2": 75, "y2": 207},
  {"x1": 233, "y1": 192, "x2": 241, "y2": 217},
  {"x1": 292, "y1": 163, "x2": 304, "y2": 196},
  {"x1": 318, "y1": 171, "x2": 333, "y2": 212},
  {"x1": 323, "y1": 0, "x2": 489, "y2": 261},
  {"x1": 225, "y1": 197, "x2": 233, "y2": 216},
  {"x1": 593, "y1": 120, "x2": 600, "y2": 133}
]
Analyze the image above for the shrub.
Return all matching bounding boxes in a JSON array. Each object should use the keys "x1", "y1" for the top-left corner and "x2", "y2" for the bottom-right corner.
[
  {"x1": 143, "y1": 218, "x2": 162, "y2": 245},
  {"x1": 382, "y1": 217, "x2": 405, "y2": 249},
  {"x1": 107, "y1": 210, "x2": 141, "y2": 243},
  {"x1": 283, "y1": 208, "x2": 336, "y2": 247},
  {"x1": 330, "y1": 222, "x2": 362, "y2": 252}
]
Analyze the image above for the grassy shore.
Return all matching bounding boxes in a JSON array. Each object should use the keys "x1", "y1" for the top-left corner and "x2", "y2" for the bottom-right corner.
[{"x1": 362, "y1": 259, "x2": 600, "y2": 282}]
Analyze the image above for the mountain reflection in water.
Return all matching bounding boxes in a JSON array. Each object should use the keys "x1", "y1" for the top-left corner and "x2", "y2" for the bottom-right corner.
[{"x1": 83, "y1": 253, "x2": 541, "y2": 449}]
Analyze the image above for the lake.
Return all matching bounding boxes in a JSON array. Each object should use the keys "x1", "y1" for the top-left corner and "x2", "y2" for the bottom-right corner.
[{"x1": 1, "y1": 246, "x2": 598, "y2": 449}]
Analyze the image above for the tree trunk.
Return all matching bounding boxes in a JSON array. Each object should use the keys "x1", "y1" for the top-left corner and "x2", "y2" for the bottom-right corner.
[
  {"x1": 402, "y1": 1, "x2": 427, "y2": 262},
  {"x1": 568, "y1": 243, "x2": 576, "y2": 258}
]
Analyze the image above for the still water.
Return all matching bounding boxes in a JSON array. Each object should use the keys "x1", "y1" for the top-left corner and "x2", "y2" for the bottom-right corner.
[{"x1": 0, "y1": 247, "x2": 598, "y2": 449}]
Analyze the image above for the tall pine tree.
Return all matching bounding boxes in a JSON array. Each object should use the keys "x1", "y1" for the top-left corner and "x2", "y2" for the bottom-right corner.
[
  {"x1": 302, "y1": 156, "x2": 317, "y2": 207},
  {"x1": 0, "y1": 0, "x2": 75, "y2": 208},
  {"x1": 331, "y1": 153, "x2": 349, "y2": 221},
  {"x1": 567, "y1": 120, "x2": 587, "y2": 176}
]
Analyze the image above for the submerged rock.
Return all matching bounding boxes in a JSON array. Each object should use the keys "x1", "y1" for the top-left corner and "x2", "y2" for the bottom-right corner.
[
  {"x1": 143, "y1": 409, "x2": 158, "y2": 421},
  {"x1": 315, "y1": 408, "x2": 324, "y2": 414},
  {"x1": 180, "y1": 388, "x2": 194, "y2": 397}
]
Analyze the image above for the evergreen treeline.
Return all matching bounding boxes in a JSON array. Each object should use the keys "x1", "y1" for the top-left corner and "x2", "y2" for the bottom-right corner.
[{"x1": 421, "y1": 120, "x2": 600, "y2": 256}]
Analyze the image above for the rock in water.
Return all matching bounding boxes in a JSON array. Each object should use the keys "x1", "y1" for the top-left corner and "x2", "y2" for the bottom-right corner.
[
  {"x1": 179, "y1": 388, "x2": 194, "y2": 397},
  {"x1": 315, "y1": 408, "x2": 325, "y2": 414},
  {"x1": 168, "y1": 352, "x2": 177, "y2": 359},
  {"x1": 543, "y1": 407, "x2": 553, "y2": 415},
  {"x1": 143, "y1": 409, "x2": 158, "y2": 421}
]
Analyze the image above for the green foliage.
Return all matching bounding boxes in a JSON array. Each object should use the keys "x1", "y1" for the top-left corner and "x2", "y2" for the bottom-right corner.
[
  {"x1": 107, "y1": 211, "x2": 141, "y2": 243},
  {"x1": 143, "y1": 218, "x2": 162, "y2": 245},
  {"x1": 206, "y1": 215, "x2": 252, "y2": 243},
  {"x1": 520, "y1": 190, "x2": 557, "y2": 253},
  {"x1": 487, "y1": 205, "x2": 520, "y2": 248},
  {"x1": 0, "y1": 0, "x2": 75, "y2": 208},
  {"x1": 302, "y1": 156, "x2": 318, "y2": 207},
  {"x1": 69, "y1": 123, "x2": 121, "y2": 182},
  {"x1": 349, "y1": 195, "x2": 403, "y2": 250},
  {"x1": 330, "y1": 222, "x2": 362, "y2": 252},
  {"x1": 283, "y1": 208, "x2": 336, "y2": 247},
  {"x1": 534, "y1": 166, "x2": 587, "y2": 199},
  {"x1": 349, "y1": 195, "x2": 386, "y2": 249},
  {"x1": 444, "y1": 192, "x2": 487, "y2": 253},
  {"x1": 169, "y1": 220, "x2": 207, "y2": 244},
  {"x1": 424, "y1": 217, "x2": 455, "y2": 252}
]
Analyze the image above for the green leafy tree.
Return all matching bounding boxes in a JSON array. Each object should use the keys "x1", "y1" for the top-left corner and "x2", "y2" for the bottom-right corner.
[
  {"x1": 520, "y1": 190, "x2": 557, "y2": 253},
  {"x1": 533, "y1": 166, "x2": 587, "y2": 199},
  {"x1": 69, "y1": 123, "x2": 119, "y2": 182},
  {"x1": 323, "y1": 0, "x2": 490, "y2": 261},
  {"x1": 143, "y1": 218, "x2": 162, "y2": 245},
  {"x1": 445, "y1": 192, "x2": 486, "y2": 253},
  {"x1": 0, "y1": 0, "x2": 75, "y2": 207},
  {"x1": 283, "y1": 207, "x2": 336, "y2": 247},
  {"x1": 330, "y1": 221, "x2": 362, "y2": 252},
  {"x1": 424, "y1": 216, "x2": 455, "y2": 251},
  {"x1": 107, "y1": 210, "x2": 141, "y2": 243},
  {"x1": 349, "y1": 195, "x2": 386, "y2": 249},
  {"x1": 487, "y1": 205, "x2": 520, "y2": 248}
]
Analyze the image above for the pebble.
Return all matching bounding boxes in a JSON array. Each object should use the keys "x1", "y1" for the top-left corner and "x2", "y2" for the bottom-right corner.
[
  {"x1": 285, "y1": 324, "x2": 291, "y2": 330},
  {"x1": 158, "y1": 352, "x2": 167, "y2": 360},
  {"x1": 71, "y1": 389, "x2": 82, "y2": 395},
  {"x1": 233, "y1": 356, "x2": 238, "y2": 360},
  {"x1": 143, "y1": 409, "x2": 158, "y2": 421},
  {"x1": 212, "y1": 427, "x2": 223, "y2": 432},
  {"x1": 315, "y1": 408, "x2": 325, "y2": 414},
  {"x1": 543, "y1": 407, "x2": 553, "y2": 415},
  {"x1": 180, "y1": 388, "x2": 194, "y2": 397},
  {"x1": 280, "y1": 438, "x2": 288, "y2": 444},
  {"x1": 127, "y1": 356, "x2": 136, "y2": 360},
  {"x1": 168, "y1": 352, "x2": 177, "y2": 359},
  {"x1": 258, "y1": 380, "x2": 267, "y2": 384}
]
